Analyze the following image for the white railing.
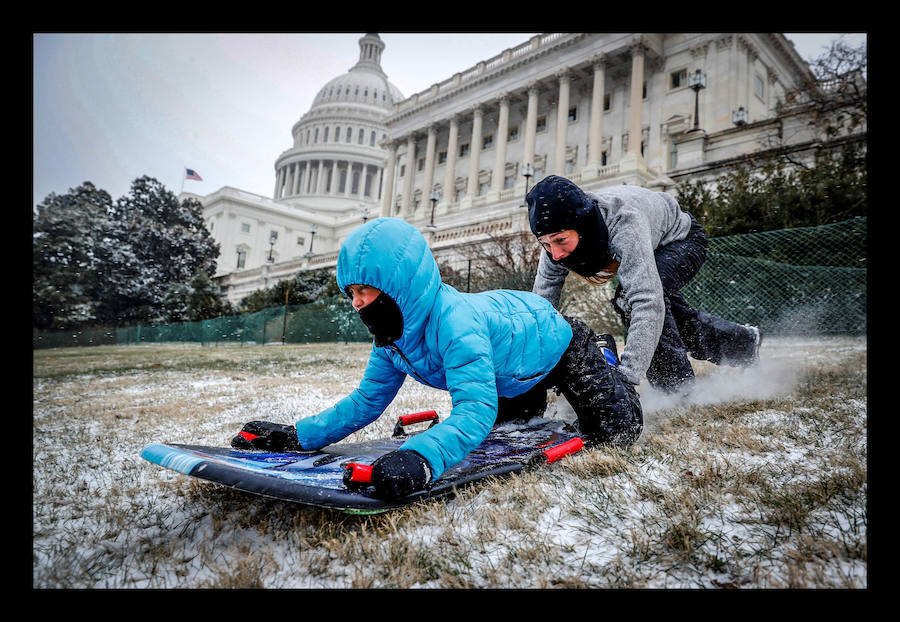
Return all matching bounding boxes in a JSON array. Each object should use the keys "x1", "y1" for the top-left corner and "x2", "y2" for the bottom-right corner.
[{"x1": 394, "y1": 33, "x2": 575, "y2": 113}]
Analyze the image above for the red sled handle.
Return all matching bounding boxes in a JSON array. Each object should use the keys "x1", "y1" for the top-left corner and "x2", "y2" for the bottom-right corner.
[
  {"x1": 343, "y1": 462, "x2": 373, "y2": 488},
  {"x1": 392, "y1": 410, "x2": 439, "y2": 437},
  {"x1": 529, "y1": 437, "x2": 585, "y2": 466}
]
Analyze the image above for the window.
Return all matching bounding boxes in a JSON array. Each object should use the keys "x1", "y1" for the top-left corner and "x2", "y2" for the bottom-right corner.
[
  {"x1": 483, "y1": 134, "x2": 493, "y2": 149},
  {"x1": 358, "y1": 128, "x2": 364, "y2": 144},
  {"x1": 670, "y1": 69, "x2": 688, "y2": 89},
  {"x1": 346, "y1": 127, "x2": 353, "y2": 143},
  {"x1": 504, "y1": 172, "x2": 515, "y2": 189},
  {"x1": 400, "y1": 165, "x2": 406, "y2": 178},
  {"x1": 536, "y1": 115, "x2": 547, "y2": 133},
  {"x1": 508, "y1": 125, "x2": 519, "y2": 141},
  {"x1": 459, "y1": 143, "x2": 470, "y2": 158},
  {"x1": 241, "y1": 223, "x2": 251, "y2": 233},
  {"x1": 314, "y1": 128, "x2": 319, "y2": 143},
  {"x1": 479, "y1": 181, "x2": 489, "y2": 196},
  {"x1": 438, "y1": 151, "x2": 447, "y2": 164},
  {"x1": 642, "y1": 81, "x2": 647, "y2": 99},
  {"x1": 668, "y1": 140, "x2": 678, "y2": 170},
  {"x1": 236, "y1": 248, "x2": 246, "y2": 269},
  {"x1": 306, "y1": 130, "x2": 310, "y2": 144},
  {"x1": 601, "y1": 151, "x2": 608, "y2": 166},
  {"x1": 755, "y1": 74, "x2": 765, "y2": 100},
  {"x1": 568, "y1": 106, "x2": 577, "y2": 122},
  {"x1": 418, "y1": 157, "x2": 425, "y2": 172},
  {"x1": 335, "y1": 127, "x2": 341, "y2": 142},
  {"x1": 370, "y1": 131, "x2": 376, "y2": 146},
  {"x1": 323, "y1": 127, "x2": 329, "y2": 142},
  {"x1": 297, "y1": 236, "x2": 305, "y2": 246},
  {"x1": 603, "y1": 93, "x2": 611, "y2": 111}
]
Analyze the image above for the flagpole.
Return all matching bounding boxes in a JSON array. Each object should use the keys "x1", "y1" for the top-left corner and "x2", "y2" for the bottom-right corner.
[{"x1": 180, "y1": 166, "x2": 185, "y2": 195}]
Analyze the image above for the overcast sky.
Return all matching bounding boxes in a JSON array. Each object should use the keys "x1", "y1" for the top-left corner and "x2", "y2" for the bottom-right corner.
[{"x1": 32, "y1": 32, "x2": 866, "y2": 210}]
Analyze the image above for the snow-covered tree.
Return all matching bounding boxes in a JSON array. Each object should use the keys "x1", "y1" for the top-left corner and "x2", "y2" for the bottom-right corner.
[
  {"x1": 34, "y1": 176, "x2": 222, "y2": 329},
  {"x1": 104, "y1": 176, "x2": 220, "y2": 324},
  {"x1": 33, "y1": 182, "x2": 114, "y2": 329}
]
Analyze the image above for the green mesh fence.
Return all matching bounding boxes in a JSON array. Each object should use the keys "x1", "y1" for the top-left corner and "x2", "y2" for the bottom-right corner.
[
  {"x1": 681, "y1": 217, "x2": 866, "y2": 335},
  {"x1": 109, "y1": 295, "x2": 371, "y2": 346},
  {"x1": 33, "y1": 218, "x2": 866, "y2": 349}
]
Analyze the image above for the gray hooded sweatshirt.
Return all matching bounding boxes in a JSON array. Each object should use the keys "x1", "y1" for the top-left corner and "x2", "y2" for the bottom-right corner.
[{"x1": 532, "y1": 184, "x2": 693, "y2": 386}]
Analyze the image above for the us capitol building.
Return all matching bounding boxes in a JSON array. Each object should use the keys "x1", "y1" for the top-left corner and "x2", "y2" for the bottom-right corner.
[{"x1": 183, "y1": 33, "x2": 822, "y2": 305}]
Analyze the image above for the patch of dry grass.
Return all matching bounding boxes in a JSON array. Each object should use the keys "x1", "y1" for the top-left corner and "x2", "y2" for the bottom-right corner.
[{"x1": 33, "y1": 338, "x2": 866, "y2": 588}]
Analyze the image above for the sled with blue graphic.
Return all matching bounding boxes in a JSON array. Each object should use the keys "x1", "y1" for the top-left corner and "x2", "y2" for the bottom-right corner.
[{"x1": 141, "y1": 411, "x2": 585, "y2": 514}]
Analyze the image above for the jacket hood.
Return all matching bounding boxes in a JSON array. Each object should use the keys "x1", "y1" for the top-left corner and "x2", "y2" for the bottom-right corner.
[{"x1": 337, "y1": 218, "x2": 442, "y2": 347}]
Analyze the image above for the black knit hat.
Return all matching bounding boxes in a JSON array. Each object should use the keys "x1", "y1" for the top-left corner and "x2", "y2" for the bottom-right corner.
[
  {"x1": 525, "y1": 175, "x2": 612, "y2": 277},
  {"x1": 526, "y1": 175, "x2": 596, "y2": 237}
]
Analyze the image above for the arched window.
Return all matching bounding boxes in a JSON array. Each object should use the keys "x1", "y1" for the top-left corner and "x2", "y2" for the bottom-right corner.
[
  {"x1": 370, "y1": 131, "x2": 376, "y2": 146},
  {"x1": 358, "y1": 128, "x2": 364, "y2": 144},
  {"x1": 335, "y1": 126, "x2": 341, "y2": 142},
  {"x1": 323, "y1": 127, "x2": 329, "y2": 142},
  {"x1": 346, "y1": 127, "x2": 353, "y2": 143}
]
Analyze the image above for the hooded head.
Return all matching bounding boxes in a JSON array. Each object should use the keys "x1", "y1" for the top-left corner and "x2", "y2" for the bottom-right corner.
[
  {"x1": 525, "y1": 175, "x2": 612, "y2": 277},
  {"x1": 337, "y1": 218, "x2": 442, "y2": 347}
]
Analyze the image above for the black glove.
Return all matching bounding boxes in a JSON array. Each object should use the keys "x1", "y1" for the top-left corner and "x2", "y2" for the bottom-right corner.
[
  {"x1": 231, "y1": 421, "x2": 304, "y2": 452},
  {"x1": 370, "y1": 450, "x2": 432, "y2": 499}
]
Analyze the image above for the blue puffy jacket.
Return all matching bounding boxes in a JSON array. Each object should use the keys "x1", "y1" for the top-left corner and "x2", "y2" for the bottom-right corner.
[{"x1": 294, "y1": 218, "x2": 573, "y2": 479}]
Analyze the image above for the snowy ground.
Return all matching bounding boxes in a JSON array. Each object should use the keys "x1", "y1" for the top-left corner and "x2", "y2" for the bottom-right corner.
[{"x1": 33, "y1": 336, "x2": 867, "y2": 588}]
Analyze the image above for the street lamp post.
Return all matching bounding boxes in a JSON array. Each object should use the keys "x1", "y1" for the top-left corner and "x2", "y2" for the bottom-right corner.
[
  {"x1": 305, "y1": 224, "x2": 317, "y2": 257},
  {"x1": 689, "y1": 68, "x2": 707, "y2": 132},
  {"x1": 427, "y1": 190, "x2": 440, "y2": 229},
  {"x1": 521, "y1": 162, "x2": 534, "y2": 207},
  {"x1": 267, "y1": 231, "x2": 278, "y2": 263}
]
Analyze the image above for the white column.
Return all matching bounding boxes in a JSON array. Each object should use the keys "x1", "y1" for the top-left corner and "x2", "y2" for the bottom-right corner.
[
  {"x1": 488, "y1": 94, "x2": 510, "y2": 202},
  {"x1": 401, "y1": 134, "x2": 416, "y2": 217},
  {"x1": 622, "y1": 38, "x2": 647, "y2": 170},
  {"x1": 360, "y1": 164, "x2": 369, "y2": 198},
  {"x1": 316, "y1": 160, "x2": 325, "y2": 194},
  {"x1": 345, "y1": 162, "x2": 353, "y2": 197},
  {"x1": 463, "y1": 106, "x2": 483, "y2": 208},
  {"x1": 381, "y1": 142, "x2": 397, "y2": 217},
  {"x1": 583, "y1": 55, "x2": 606, "y2": 180},
  {"x1": 303, "y1": 161, "x2": 312, "y2": 194},
  {"x1": 554, "y1": 69, "x2": 571, "y2": 176},
  {"x1": 422, "y1": 124, "x2": 437, "y2": 201},
  {"x1": 517, "y1": 82, "x2": 539, "y2": 196},
  {"x1": 274, "y1": 167, "x2": 285, "y2": 199},
  {"x1": 291, "y1": 162, "x2": 301, "y2": 195},
  {"x1": 440, "y1": 115, "x2": 460, "y2": 211},
  {"x1": 330, "y1": 160, "x2": 339, "y2": 195}
]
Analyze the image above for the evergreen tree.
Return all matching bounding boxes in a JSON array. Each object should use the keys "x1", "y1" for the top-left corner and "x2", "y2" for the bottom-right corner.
[
  {"x1": 33, "y1": 182, "x2": 114, "y2": 329},
  {"x1": 34, "y1": 176, "x2": 222, "y2": 329},
  {"x1": 106, "y1": 176, "x2": 220, "y2": 324}
]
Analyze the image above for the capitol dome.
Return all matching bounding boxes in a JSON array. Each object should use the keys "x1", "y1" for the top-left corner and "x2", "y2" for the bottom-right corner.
[
  {"x1": 311, "y1": 34, "x2": 404, "y2": 111},
  {"x1": 272, "y1": 34, "x2": 403, "y2": 214}
]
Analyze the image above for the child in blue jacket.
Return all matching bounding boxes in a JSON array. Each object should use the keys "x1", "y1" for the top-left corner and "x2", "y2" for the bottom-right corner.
[{"x1": 232, "y1": 218, "x2": 641, "y2": 499}]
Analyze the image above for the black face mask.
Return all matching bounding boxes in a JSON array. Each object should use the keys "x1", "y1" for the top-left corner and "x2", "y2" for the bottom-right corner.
[
  {"x1": 356, "y1": 293, "x2": 403, "y2": 347},
  {"x1": 550, "y1": 208, "x2": 613, "y2": 278}
]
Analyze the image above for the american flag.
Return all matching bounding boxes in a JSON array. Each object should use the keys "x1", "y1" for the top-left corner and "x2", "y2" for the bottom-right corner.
[{"x1": 185, "y1": 168, "x2": 203, "y2": 181}]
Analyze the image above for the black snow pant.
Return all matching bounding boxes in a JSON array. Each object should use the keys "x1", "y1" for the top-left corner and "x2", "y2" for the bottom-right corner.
[
  {"x1": 495, "y1": 316, "x2": 643, "y2": 449},
  {"x1": 612, "y1": 213, "x2": 758, "y2": 394}
]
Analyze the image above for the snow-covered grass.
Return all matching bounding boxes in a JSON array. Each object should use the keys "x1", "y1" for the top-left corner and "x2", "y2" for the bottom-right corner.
[{"x1": 33, "y1": 336, "x2": 867, "y2": 588}]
